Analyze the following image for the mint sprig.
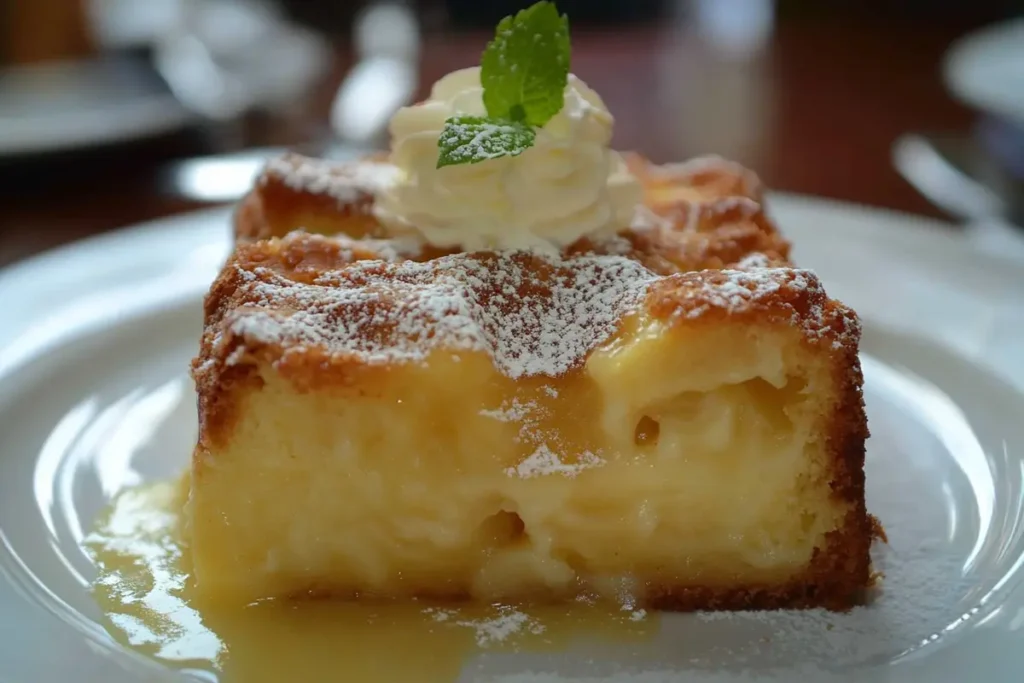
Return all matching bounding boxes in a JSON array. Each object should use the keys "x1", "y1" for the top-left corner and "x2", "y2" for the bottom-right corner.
[
  {"x1": 481, "y1": 1, "x2": 570, "y2": 127},
  {"x1": 437, "y1": 1, "x2": 570, "y2": 168}
]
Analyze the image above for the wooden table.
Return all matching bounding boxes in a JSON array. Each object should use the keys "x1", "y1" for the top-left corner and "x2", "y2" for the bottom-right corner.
[{"x1": 0, "y1": 19, "x2": 975, "y2": 268}]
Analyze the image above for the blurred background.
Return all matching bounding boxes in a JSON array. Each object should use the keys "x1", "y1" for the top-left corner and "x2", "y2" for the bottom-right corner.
[{"x1": 1, "y1": 0, "x2": 1023, "y2": 267}]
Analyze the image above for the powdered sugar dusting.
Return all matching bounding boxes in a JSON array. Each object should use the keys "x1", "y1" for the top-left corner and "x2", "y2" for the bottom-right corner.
[
  {"x1": 284, "y1": 230, "x2": 421, "y2": 263},
  {"x1": 458, "y1": 607, "x2": 547, "y2": 647},
  {"x1": 203, "y1": 249, "x2": 856, "y2": 389},
  {"x1": 676, "y1": 267, "x2": 859, "y2": 347},
  {"x1": 688, "y1": 543, "x2": 968, "y2": 668},
  {"x1": 649, "y1": 538, "x2": 973, "y2": 678},
  {"x1": 669, "y1": 196, "x2": 763, "y2": 235},
  {"x1": 263, "y1": 154, "x2": 400, "y2": 204},
  {"x1": 505, "y1": 444, "x2": 604, "y2": 479},
  {"x1": 676, "y1": 267, "x2": 812, "y2": 320},
  {"x1": 479, "y1": 399, "x2": 534, "y2": 423},
  {"x1": 628, "y1": 205, "x2": 671, "y2": 234},
  {"x1": 220, "y1": 251, "x2": 656, "y2": 379},
  {"x1": 734, "y1": 252, "x2": 771, "y2": 270},
  {"x1": 652, "y1": 155, "x2": 762, "y2": 194},
  {"x1": 479, "y1": 397, "x2": 544, "y2": 440},
  {"x1": 478, "y1": 394, "x2": 604, "y2": 479},
  {"x1": 422, "y1": 606, "x2": 545, "y2": 647}
]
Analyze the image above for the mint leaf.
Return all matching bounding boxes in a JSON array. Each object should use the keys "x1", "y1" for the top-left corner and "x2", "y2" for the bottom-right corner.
[
  {"x1": 434, "y1": 2, "x2": 572, "y2": 168},
  {"x1": 481, "y1": 1, "x2": 570, "y2": 127},
  {"x1": 437, "y1": 116, "x2": 536, "y2": 168}
]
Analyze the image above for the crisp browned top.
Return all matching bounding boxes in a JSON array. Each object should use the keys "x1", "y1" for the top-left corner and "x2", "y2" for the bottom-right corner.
[
  {"x1": 194, "y1": 237, "x2": 859, "y2": 390},
  {"x1": 195, "y1": 151, "x2": 859, "y2": 399},
  {"x1": 235, "y1": 151, "x2": 792, "y2": 274}
]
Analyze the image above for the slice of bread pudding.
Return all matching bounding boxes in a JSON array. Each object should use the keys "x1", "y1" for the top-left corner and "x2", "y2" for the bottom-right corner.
[{"x1": 187, "y1": 154, "x2": 873, "y2": 611}]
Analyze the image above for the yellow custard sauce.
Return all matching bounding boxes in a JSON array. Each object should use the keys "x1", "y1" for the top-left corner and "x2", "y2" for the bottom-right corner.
[{"x1": 84, "y1": 477, "x2": 657, "y2": 683}]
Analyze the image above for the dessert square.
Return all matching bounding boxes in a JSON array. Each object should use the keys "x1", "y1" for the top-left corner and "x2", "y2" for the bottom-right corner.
[{"x1": 189, "y1": 176, "x2": 872, "y2": 609}]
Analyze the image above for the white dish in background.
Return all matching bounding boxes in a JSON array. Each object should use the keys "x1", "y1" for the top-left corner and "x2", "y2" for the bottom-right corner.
[
  {"x1": 0, "y1": 5, "x2": 331, "y2": 160},
  {"x1": 944, "y1": 18, "x2": 1024, "y2": 126},
  {"x1": 0, "y1": 58, "x2": 193, "y2": 158},
  {"x1": 0, "y1": 195, "x2": 1023, "y2": 682}
]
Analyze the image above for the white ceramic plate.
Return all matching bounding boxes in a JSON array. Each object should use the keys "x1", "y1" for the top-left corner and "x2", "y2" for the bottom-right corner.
[
  {"x1": 1, "y1": 196, "x2": 1023, "y2": 682},
  {"x1": 944, "y1": 18, "x2": 1024, "y2": 126}
]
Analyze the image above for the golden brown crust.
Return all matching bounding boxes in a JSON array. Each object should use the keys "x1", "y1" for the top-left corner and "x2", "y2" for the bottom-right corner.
[
  {"x1": 622, "y1": 150, "x2": 766, "y2": 205},
  {"x1": 236, "y1": 152, "x2": 394, "y2": 243},
  {"x1": 642, "y1": 273, "x2": 871, "y2": 611},
  {"x1": 192, "y1": 235, "x2": 860, "y2": 400},
  {"x1": 236, "y1": 152, "x2": 791, "y2": 274}
]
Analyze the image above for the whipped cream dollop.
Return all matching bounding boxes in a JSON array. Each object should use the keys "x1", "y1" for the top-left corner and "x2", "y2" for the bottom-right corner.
[{"x1": 374, "y1": 66, "x2": 642, "y2": 252}]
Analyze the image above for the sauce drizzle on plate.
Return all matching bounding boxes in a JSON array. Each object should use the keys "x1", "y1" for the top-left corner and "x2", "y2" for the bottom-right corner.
[{"x1": 84, "y1": 477, "x2": 657, "y2": 682}]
